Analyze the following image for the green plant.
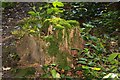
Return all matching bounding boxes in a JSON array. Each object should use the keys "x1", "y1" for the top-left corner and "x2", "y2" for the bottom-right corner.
[
  {"x1": 10, "y1": 2, "x2": 120, "y2": 79},
  {"x1": 108, "y1": 53, "x2": 120, "y2": 65},
  {"x1": 41, "y1": 64, "x2": 61, "y2": 78}
]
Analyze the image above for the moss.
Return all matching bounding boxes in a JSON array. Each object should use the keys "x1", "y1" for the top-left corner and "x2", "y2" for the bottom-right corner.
[
  {"x1": 16, "y1": 15, "x2": 81, "y2": 68},
  {"x1": 56, "y1": 52, "x2": 68, "y2": 68},
  {"x1": 57, "y1": 30, "x2": 63, "y2": 42},
  {"x1": 48, "y1": 40, "x2": 59, "y2": 56}
]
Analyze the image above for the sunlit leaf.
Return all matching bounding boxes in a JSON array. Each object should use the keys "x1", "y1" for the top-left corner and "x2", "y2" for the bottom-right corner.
[
  {"x1": 82, "y1": 66, "x2": 90, "y2": 69},
  {"x1": 29, "y1": 30, "x2": 35, "y2": 33},
  {"x1": 53, "y1": 8, "x2": 61, "y2": 12},
  {"x1": 51, "y1": 69, "x2": 57, "y2": 78},
  {"x1": 91, "y1": 67, "x2": 101, "y2": 71},
  {"x1": 51, "y1": 64, "x2": 56, "y2": 66},
  {"x1": 47, "y1": 8, "x2": 53, "y2": 14},
  {"x1": 59, "y1": 21, "x2": 71, "y2": 28},
  {"x1": 53, "y1": 1, "x2": 64, "y2": 7},
  {"x1": 50, "y1": 69, "x2": 60, "y2": 78},
  {"x1": 28, "y1": 11, "x2": 36, "y2": 16},
  {"x1": 67, "y1": 20, "x2": 79, "y2": 26},
  {"x1": 39, "y1": 7, "x2": 42, "y2": 10},
  {"x1": 54, "y1": 24, "x2": 64, "y2": 30}
]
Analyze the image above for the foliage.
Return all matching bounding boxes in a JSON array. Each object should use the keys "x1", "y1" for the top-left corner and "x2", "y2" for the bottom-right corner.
[
  {"x1": 2, "y1": 2, "x2": 16, "y2": 8},
  {"x1": 5, "y1": 1, "x2": 120, "y2": 79},
  {"x1": 61, "y1": 2, "x2": 120, "y2": 45},
  {"x1": 108, "y1": 53, "x2": 120, "y2": 65},
  {"x1": 14, "y1": 1, "x2": 80, "y2": 68}
]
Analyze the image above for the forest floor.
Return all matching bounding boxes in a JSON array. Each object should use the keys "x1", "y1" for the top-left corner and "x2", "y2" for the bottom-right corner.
[
  {"x1": 2, "y1": 2, "x2": 120, "y2": 79},
  {"x1": 2, "y1": 3, "x2": 32, "y2": 78}
]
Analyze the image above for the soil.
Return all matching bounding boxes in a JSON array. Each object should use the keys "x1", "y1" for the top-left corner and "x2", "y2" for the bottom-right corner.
[{"x1": 2, "y1": 2, "x2": 33, "y2": 78}]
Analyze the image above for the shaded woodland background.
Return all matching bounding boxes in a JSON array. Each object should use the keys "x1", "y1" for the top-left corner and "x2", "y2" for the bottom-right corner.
[{"x1": 2, "y1": 2, "x2": 120, "y2": 79}]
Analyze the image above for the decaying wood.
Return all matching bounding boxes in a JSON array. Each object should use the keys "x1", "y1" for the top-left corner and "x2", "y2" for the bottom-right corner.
[
  {"x1": 16, "y1": 34, "x2": 47, "y2": 66},
  {"x1": 58, "y1": 27, "x2": 85, "y2": 54},
  {"x1": 16, "y1": 24, "x2": 85, "y2": 68}
]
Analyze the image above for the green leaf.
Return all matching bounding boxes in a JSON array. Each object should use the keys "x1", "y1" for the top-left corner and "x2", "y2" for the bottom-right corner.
[
  {"x1": 52, "y1": 8, "x2": 61, "y2": 12},
  {"x1": 32, "y1": 6, "x2": 36, "y2": 11},
  {"x1": 108, "y1": 53, "x2": 118, "y2": 61},
  {"x1": 118, "y1": 54, "x2": 120, "y2": 59},
  {"x1": 83, "y1": 23, "x2": 94, "y2": 28},
  {"x1": 118, "y1": 53, "x2": 120, "y2": 58},
  {"x1": 39, "y1": 7, "x2": 42, "y2": 10},
  {"x1": 91, "y1": 67, "x2": 101, "y2": 71},
  {"x1": 36, "y1": 12, "x2": 40, "y2": 16},
  {"x1": 51, "y1": 69, "x2": 57, "y2": 78},
  {"x1": 88, "y1": 61, "x2": 95, "y2": 66},
  {"x1": 59, "y1": 22, "x2": 71, "y2": 29},
  {"x1": 83, "y1": 48, "x2": 89, "y2": 53},
  {"x1": 47, "y1": 8, "x2": 53, "y2": 14},
  {"x1": 110, "y1": 59, "x2": 118, "y2": 65},
  {"x1": 110, "y1": 59, "x2": 116, "y2": 64},
  {"x1": 51, "y1": 64, "x2": 56, "y2": 66},
  {"x1": 77, "y1": 61, "x2": 87, "y2": 65},
  {"x1": 64, "y1": 66, "x2": 70, "y2": 70},
  {"x1": 67, "y1": 20, "x2": 79, "y2": 26},
  {"x1": 29, "y1": 30, "x2": 35, "y2": 33},
  {"x1": 53, "y1": 1, "x2": 64, "y2": 7},
  {"x1": 89, "y1": 36, "x2": 97, "y2": 42},
  {"x1": 47, "y1": 7, "x2": 63, "y2": 14},
  {"x1": 82, "y1": 66, "x2": 90, "y2": 70},
  {"x1": 54, "y1": 24, "x2": 64, "y2": 30},
  {"x1": 86, "y1": 53, "x2": 94, "y2": 58},
  {"x1": 78, "y1": 58, "x2": 87, "y2": 61},
  {"x1": 28, "y1": 11, "x2": 36, "y2": 16},
  {"x1": 50, "y1": 69, "x2": 60, "y2": 78}
]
